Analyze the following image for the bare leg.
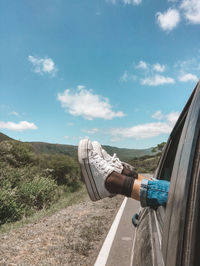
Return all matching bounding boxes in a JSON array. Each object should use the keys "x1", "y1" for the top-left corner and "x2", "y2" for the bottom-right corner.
[
  {"x1": 105, "y1": 171, "x2": 142, "y2": 200},
  {"x1": 138, "y1": 174, "x2": 152, "y2": 181},
  {"x1": 105, "y1": 171, "x2": 169, "y2": 209},
  {"x1": 131, "y1": 179, "x2": 141, "y2": 201}
]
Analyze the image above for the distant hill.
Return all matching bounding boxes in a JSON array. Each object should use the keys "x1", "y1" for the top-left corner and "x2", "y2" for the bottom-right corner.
[
  {"x1": 0, "y1": 132, "x2": 156, "y2": 162},
  {"x1": 102, "y1": 145, "x2": 155, "y2": 162},
  {"x1": 0, "y1": 132, "x2": 13, "y2": 142},
  {"x1": 29, "y1": 142, "x2": 78, "y2": 158},
  {"x1": 29, "y1": 142, "x2": 155, "y2": 162}
]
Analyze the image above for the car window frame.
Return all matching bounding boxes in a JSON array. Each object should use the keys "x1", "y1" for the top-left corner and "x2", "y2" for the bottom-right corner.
[
  {"x1": 153, "y1": 88, "x2": 195, "y2": 232},
  {"x1": 161, "y1": 81, "x2": 200, "y2": 266}
]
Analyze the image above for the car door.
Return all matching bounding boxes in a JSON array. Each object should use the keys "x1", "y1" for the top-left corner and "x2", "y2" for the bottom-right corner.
[
  {"x1": 161, "y1": 80, "x2": 200, "y2": 266},
  {"x1": 132, "y1": 81, "x2": 200, "y2": 266}
]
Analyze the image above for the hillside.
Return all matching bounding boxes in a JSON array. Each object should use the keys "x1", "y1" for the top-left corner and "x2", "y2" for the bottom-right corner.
[
  {"x1": 29, "y1": 142, "x2": 78, "y2": 158},
  {"x1": 29, "y1": 142, "x2": 155, "y2": 162},
  {"x1": 103, "y1": 145, "x2": 155, "y2": 162},
  {"x1": 128, "y1": 154, "x2": 161, "y2": 173},
  {"x1": 0, "y1": 132, "x2": 13, "y2": 142},
  {"x1": 0, "y1": 132, "x2": 156, "y2": 161}
]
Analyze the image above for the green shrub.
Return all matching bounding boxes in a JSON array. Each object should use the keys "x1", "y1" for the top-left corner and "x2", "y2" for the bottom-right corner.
[
  {"x1": 0, "y1": 139, "x2": 82, "y2": 225},
  {"x1": 0, "y1": 188, "x2": 21, "y2": 224},
  {"x1": 0, "y1": 140, "x2": 36, "y2": 167},
  {"x1": 38, "y1": 153, "x2": 81, "y2": 187},
  {"x1": 0, "y1": 165, "x2": 41, "y2": 189},
  {"x1": 17, "y1": 176, "x2": 58, "y2": 215}
]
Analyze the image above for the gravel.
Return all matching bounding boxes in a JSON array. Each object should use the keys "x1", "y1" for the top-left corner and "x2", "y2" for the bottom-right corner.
[{"x1": 0, "y1": 194, "x2": 123, "y2": 266}]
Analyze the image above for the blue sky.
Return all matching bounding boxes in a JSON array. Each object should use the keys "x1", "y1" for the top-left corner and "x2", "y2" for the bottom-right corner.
[{"x1": 0, "y1": 0, "x2": 200, "y2": 149}]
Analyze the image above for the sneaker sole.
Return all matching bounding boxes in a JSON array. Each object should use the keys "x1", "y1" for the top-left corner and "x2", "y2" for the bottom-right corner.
[{"x1": 78, "y1": 139, "x2": 101, "y2": 201}]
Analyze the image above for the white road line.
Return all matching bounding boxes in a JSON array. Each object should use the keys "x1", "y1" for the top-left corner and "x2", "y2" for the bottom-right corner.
[{"x1": 94, "y1": 197, "x2": 128, "y2": 266}]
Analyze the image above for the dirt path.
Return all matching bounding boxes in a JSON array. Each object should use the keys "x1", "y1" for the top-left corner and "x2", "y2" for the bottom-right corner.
[{"x1": 0, "y1": 195, "x2": 123, "y2": 266}]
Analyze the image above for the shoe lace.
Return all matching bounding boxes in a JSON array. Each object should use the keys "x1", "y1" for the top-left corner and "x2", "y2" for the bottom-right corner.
[{"x1": 111, "y1": 153, "x2": 121, "y2": 164}]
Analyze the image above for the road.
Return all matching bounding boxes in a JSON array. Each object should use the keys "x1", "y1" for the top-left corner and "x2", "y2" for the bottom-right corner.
[
  {"x1": 95, "y1": 197, "x2": 140, "y2": 266},
  {"x1": 95, "y1": 174, "x2": 152, "y2": 266}
]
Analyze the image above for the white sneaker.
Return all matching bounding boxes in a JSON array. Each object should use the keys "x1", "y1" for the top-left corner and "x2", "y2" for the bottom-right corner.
[
  {"x1": 78, "y1": 138, "x2": 115, "y2": 201},
  {"x1": 92, "y1": 141, "x2": 136, "y2": 175},
  {"x1": 92, "y1": 141, "x2": 123, "y2": 174}
]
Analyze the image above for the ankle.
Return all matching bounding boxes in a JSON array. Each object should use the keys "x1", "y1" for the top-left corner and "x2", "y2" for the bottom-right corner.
[
  {"x1": 105, "y1": 172, "x2": 134, "y2": 197},
  {"x1": 105, "y1": 172, "x2": 124, "y2": 194},
  {"x1": 131, "y1": 179, "x2": 141, "y2": 201},
  {"x1": 122, "y1": 166, "x2": 138, "y2": 179}
]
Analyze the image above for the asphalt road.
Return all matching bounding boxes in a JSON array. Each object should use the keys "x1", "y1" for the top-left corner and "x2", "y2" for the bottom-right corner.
[{"x1": 105, "y1": 198, "x2": 140, "y2": 266}]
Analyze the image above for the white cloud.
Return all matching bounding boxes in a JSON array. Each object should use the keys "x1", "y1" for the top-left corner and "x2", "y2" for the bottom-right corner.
[
  {"x1": 84, "y1": 128, "x2": 99, "y2": 134},
  {"x1": 28, "y1": 56, "x2": 58, "y2": 76},
  {"x1": 141, "y1": 75, "x2": 175, "y2": 86},
  {"x1": 136, "y1": 61, "x2": 166, "y2": 72},
  {"x1": 178, "y1": 73, "x2": 198, "y2": 82},
  {"x1": 106, "y1": 0, "x2": 117, "y2": 4},
  {"x1": 67, "y1": 122, "x2": 74, "y2": 126},
  {"x1": 133, "y1": 0, "x2": 142, "y2": 5},
  {"x1": 123, "y1": 61, "x2": 171, "y2": 84},
  {"x1": 156, "y1": 8, "x2": 180, "y2": 31},
  {"x1": 0, "y1": 121, "x2": 37, "y2": 131},
  {"x1": 166, "y1": 111, "x2": 180, "y2": 125},
  {"x1": 110, "y1": 111, "x2": 179, "y2": 140},
  {"x1": 180, "y1": 0, "x2": 200, "y2": 24},
  {"x1": 136, "y1": 60, "x2": 148, "y2": 70},
  {"x1": 152, "y1": 110, "x2": 164, "y2": 120},
  {"x1": 10, "y1": 111, "x2": 19, "y2": 116},
  {"x1": 120, "y1": 71, "x2": 129, "y2": 82},
  {"x1": 77, "y1": 85, "x2": 86, "y2": 90},
  {"x1": 110, "y1": 122, "x2": 172, "y2": 139},
  {"x1": 106, "y1": 0, "x2": 142, "y2": 5},
  {"x1": 153, "y1": 63, "x2": 166, "y2": 73},
  {"x1": 174, "y1": 58, "x2": 200, "y2": 80},
  {"x1": 57, "y1": 86, "x2": 125, "y2": 120},
  {"x1": 174, "y1": 58, "x2": 196, "y2": 71},
  {"x1": 120, "y1": 71, "x2": 137, "y2": 82},
  {"x1": 122, "y1": 0, "x2": 142, "y2": 5}
]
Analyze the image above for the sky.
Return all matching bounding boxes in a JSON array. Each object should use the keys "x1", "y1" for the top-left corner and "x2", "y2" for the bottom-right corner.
[{"x1": 0, "y1": 0, "x2": 200, "y2": 149}]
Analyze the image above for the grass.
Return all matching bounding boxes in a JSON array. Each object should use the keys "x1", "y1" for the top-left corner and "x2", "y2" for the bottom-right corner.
[{"x1": 0, "y1": 184, "x2": 88, "y2": 234}]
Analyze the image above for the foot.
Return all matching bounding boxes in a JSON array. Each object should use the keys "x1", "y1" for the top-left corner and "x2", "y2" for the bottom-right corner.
[
  {"x1": 92, "y1": 140, "x2": 137, "y2": 177},
  {"x1": 92, "y1": 141, "x2": 123, "y2": 174},
  {"x1": 78, "y1": 138, "x2": 115, "y2": 201}
]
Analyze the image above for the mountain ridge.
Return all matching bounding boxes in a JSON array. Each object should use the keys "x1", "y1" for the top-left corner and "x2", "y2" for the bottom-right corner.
[
  {"x1": 28, "y1": 141, "x2": 155, "y2": 161},
  {"x1": 0, "y1": 132, "x2": 155, "y2": 161}
]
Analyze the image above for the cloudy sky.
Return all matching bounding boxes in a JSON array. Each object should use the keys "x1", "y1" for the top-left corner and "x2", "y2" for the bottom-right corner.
[{"x1": 0, "y1": 0, "x2": 200, "y2": 148}]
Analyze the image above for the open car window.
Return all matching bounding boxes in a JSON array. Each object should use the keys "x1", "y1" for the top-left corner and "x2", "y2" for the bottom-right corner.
[
  {"x1": 154, "y1": 86, "x2": 197, "y2": 232},
  {"x1": 154, "y1": 114, "x2": 187, "y2": 232},
  {"x1": 156, "y1": 114, "x2": 186, "y2": 182}
]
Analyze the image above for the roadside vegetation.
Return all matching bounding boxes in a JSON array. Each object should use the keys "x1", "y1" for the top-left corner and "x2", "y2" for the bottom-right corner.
[
  {"x1": 0, "y1": 139, "x2": 81, "y2": 225},
  {"x1": 127, "y1": 142, "x2": 166, "y2": 173}
]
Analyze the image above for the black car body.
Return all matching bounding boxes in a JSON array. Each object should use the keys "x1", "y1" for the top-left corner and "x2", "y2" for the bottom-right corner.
[{"x1": 132, "y1": 81, "x2": 200, "y2": 266}]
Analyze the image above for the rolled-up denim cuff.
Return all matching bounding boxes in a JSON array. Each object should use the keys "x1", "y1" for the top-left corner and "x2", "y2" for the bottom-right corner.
[
  {"x1": 140, "y1": 179, "x2": 149, "y2": 207},
  {"x1": 146, "y1": 180, "x2": 169, "y2": 209}
]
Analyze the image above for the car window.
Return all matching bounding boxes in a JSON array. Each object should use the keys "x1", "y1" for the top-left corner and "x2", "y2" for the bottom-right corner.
[
  {"x1": 155, "y1": 113, "x2": 187, "y2": 232},
  {"x1": 157, "y1": 114, "x2": 186, "y2": 182}
]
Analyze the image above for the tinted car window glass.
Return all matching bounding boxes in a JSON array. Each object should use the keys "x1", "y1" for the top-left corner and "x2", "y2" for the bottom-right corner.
[
  {"x1": 158, "y1": 116, "x2": 186, "y2": 182},
  {"x1": 155, "y1": 116, "x2": 186, "y2": 233}
]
